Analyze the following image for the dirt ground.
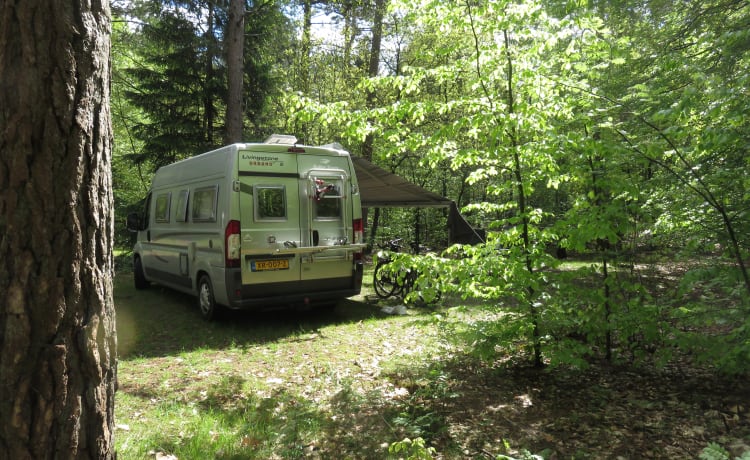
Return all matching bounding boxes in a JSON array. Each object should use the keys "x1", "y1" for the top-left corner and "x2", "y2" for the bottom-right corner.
[{"x1": 427, "y1": 359, "x2": 750, "y2": 459}]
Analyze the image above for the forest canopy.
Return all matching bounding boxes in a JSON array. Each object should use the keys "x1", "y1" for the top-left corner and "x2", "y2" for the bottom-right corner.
[{"x1": 111, "y1": 0, "x2": 750, "y2": 373}]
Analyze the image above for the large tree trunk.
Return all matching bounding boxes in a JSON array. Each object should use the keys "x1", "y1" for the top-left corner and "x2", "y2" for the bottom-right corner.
[
  {"x1": 0, "y1": 1, "x2": 117, "y2": 459},
  {"x1": 225, "y1": 0, "x2": 245, "y2": 144},
  {"x1": 361, "y1": 0, "x2": 386, "y2": 246},
  {"x1": 300, "y1": 0, "x2": 312, "y2": 95},
  {"x1": 360, "y1": 0, "x2": 385, "y2": 162},
  {"x1": 204, "y1": 2, "x2": 217, "y2": 144}
]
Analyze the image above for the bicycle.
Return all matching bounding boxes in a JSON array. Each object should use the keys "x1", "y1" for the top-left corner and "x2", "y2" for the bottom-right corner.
[
  {"x1": 372, "y1": 238, "x2": 442, "y2": 305},
  {"x1": 373, "y1": 238, "x2": 405, "y2": 299}
]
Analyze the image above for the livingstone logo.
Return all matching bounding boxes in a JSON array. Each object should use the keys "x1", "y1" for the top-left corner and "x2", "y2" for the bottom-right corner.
[{"x1": 242, "y1": 154, "x2": 284, "y2": 167}]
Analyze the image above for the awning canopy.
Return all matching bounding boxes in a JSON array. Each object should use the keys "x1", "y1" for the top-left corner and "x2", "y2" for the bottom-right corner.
[
  {"x1": 351, "y1": 156, "x2": 485, "y2": 245},
  {"x1": 351, "y1": 156, "x2": 453, "y2": 208}
]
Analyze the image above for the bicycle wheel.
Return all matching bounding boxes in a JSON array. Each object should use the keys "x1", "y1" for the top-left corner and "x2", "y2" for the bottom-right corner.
[{"x1": 373, "y1": 262, "x2": 398, "y2": 299}]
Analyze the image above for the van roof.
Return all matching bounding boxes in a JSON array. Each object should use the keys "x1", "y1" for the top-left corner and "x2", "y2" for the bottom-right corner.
[{"x1": 151, "y1": 140, "x2": 351, "y2": 189}]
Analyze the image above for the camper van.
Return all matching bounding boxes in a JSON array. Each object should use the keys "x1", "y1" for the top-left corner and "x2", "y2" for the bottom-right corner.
[{"x1": 127, "y1": 135, "x2": 365, "y2": 319}]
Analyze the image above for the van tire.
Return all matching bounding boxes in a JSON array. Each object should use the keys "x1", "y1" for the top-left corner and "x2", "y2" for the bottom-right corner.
[
  {"x1": 134, "y1": 256, "x2": 149, "y2": 290},
  {"x1": 197, "y1": 275, "x2": 221, "y2": 321}
]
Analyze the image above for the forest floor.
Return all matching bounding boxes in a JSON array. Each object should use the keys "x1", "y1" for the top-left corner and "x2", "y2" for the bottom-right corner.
[
  {"x1": 408, "y1": 355, "x2": 750, "y2": 459},
  {"x1": 114, "y1": 257, "x2": 750, "y2": 459}
]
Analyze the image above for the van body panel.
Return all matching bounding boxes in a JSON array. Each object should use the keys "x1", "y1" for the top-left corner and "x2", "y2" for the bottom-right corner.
[{"x1": 129, "y1": 139, "x2": 364, "y2": 314}]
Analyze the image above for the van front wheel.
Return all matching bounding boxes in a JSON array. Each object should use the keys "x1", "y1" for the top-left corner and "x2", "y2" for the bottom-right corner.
[
  {"x1": 134, "y1": 256, "x2": 149, "y2": 290},
  {"x1": 197, "y1": 275, "x2": 221, "y2": 320}
]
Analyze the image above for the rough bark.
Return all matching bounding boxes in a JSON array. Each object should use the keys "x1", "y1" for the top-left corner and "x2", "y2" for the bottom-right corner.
[
  {"x1": 225, "y1": 0, "x2": 245, "y2": 144},
  {"x1": 360, "y1": 0, "x2": 385, "y2": 162},
  {"x1": 300, "y1": 0, "x2": 312, "y2": 95},
  {"x1": 0, "y1": 1, "x2": 117, "y2": 459},
  {"x1": 361, "y1": 0, "x2": 386, "y2": 245},
  {"x1": 204, "y1": 2, "x2": 216, "y2": 144}
]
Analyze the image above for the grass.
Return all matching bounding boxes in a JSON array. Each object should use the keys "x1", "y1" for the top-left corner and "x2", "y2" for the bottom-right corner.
[
  {"x1": 114, "y1": 259, "x2": 750, "y2": 459},
  {"x1": 114, "y1": 265, "x2": 451, "y2": 459}
]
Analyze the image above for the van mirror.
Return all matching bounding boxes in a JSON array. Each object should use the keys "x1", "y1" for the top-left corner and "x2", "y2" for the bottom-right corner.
[{"x1": 126, "y1": 212, "x2": 142, "y2": 232}]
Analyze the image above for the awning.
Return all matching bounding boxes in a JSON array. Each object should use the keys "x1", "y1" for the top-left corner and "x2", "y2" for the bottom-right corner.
[
  {"x1": 351, "y1": 156, "x2": 485, "y2": 244},
  {"x1": 351, "y1": 156, "x2": 453, "y2": 208}
]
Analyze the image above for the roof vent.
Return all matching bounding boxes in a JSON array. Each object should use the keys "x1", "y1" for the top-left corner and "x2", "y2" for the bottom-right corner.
[
  {"x1": 320, "y1": 142, "x2": 345, "y2": 150},
  {"x1": 263, "y1": 134, "x2": 298, "y2": 145}
]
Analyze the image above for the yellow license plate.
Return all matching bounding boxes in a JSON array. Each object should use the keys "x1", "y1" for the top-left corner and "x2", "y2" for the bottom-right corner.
[{"x1": 251, "y1": 259, "x2": 290, "y2": 271}]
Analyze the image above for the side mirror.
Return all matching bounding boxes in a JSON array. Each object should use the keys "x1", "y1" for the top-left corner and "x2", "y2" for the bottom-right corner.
[{"x1": 126, "y1": 213, "x2": 142, "y2": 232}]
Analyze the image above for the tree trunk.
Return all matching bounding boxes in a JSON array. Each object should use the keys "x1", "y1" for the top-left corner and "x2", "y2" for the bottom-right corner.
[
  {"x1": 300, "y1": 0, "x2": 312, "y2": 95},
  {"x1": 360, "y1": 0, "x2": 386, "y2": 244},
  {"x1": 0, "y1": 1, "x2": 117, "y2": 459},
  {"x1": 502, "y1": 28, "x2": 542, "y2": 368},
  {"x1": 360, "y1": 0, "x2": 385, "y2": 162},
  {"x1": 204, "y1": 2, "x2": 216, "y2": 144},
  {"x1": 226, "y1": 0, "x2": 245, "y2": 144}
]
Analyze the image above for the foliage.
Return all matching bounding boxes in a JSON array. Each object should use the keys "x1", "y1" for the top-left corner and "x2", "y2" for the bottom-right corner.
[
  {"x1": 700, "y1": 442, "x2": 750, "y2": 460},
  {"x1": 114, "y1": 269, "x2": 750, "y2": 458},
  {"x1": 123, "y1": 9, "x2": 217, "y2": 168},
  {"x1": 110, "y1": 0, "x2": 750, "y2": 374},
  {"x1": 672, "y1": 263, "x2": 750, "y2": 374},
  {"x1": 388, "y1": 437, "x2": 437, "y2": 460},
  {"x1": 114, "y1": 0, "x2": 293, "y2": 171}
]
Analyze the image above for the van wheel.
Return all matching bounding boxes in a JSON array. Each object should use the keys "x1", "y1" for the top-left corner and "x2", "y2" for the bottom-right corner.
[
  {"x1": 134, "y1": 256, "x2": 149, "y2": 290},
  {"x1": 198, "y1": 275, "x2": 221, "y2": 320}
]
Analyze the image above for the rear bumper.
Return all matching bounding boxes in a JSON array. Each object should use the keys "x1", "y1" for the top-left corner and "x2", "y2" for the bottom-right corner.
[{"x1": 224, "y1": 262, "x2": 363, "y2": 310}]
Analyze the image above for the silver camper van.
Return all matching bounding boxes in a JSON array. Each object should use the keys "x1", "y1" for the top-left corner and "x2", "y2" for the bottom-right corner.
[{"x1": 127, "y1": 136, "x2": 366, "y2": 319}]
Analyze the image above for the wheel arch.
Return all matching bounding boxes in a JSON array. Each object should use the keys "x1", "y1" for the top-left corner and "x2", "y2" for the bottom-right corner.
[{"x1": 195, "y1": 269, "x2": 211, "y2": 291}]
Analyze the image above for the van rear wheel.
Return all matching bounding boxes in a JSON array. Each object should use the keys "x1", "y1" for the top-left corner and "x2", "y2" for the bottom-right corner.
[{"x1": 198, "y1": 275, "x2": 221, "y2": 320}]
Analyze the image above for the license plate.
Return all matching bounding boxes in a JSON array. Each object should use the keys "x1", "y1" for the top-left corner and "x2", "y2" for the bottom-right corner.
[{"x1": 251, "y1": 259, "x2": 290, "y2": 271}]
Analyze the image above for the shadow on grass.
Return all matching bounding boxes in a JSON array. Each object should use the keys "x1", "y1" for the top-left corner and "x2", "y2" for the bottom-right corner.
[
  {"x1": 114, "y1": 270, "x2": 402, "y2": 359},
  {"x1": 115, "y1": 345, "x2": 750, "y2": 459},
  {"x1": 125, "y1": 377, "x2": 335, "y2": 459},
  {"x1": 119, "y1": 364, "x2": 446, "y2": 459}
]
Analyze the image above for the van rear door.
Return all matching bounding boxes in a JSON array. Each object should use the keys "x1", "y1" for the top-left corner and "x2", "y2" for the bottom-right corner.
[
  {"x1": 298, "y1": 160, "x2": 354, "y2": 283},
  {"x1": 237, "y1": 147, "x2": 361, "y2": 300}
]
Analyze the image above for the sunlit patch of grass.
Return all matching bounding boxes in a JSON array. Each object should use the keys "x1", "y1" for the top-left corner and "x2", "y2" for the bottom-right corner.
[
  {"x1": 117, "y1": 386, "x2": 328, "y2": 459},
  {"x1": 111, "y1": 252, "x2": 750, "y2": 459},
  {"x1": 113, "y1": 265, "x2": 452, "y2": 459}
]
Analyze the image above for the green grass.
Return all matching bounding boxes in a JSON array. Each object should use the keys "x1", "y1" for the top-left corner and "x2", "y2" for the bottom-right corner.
[
  {"x1": 113, "y1": 259, "x2": 750, "y2": 459},
  {"x1": 113, "y1": 266, "x2": 451, "y2": 459}
]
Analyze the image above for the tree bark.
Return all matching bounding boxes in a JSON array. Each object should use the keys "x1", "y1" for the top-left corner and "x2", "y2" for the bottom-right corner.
[
  {"x1": 300, "y1": 0, "x2": 312, "y2": 95},
  {"x1": 360, "y1": 0, "x2": 385, "y2": 162},
  {"x1": 204, "y1": 2, "x2": 217, "y2": 144},
  {"x1": 226, "y1": 0, "x2": 245, "y2": 144},
  {"x1": 502, "y1": 28, "x2": 541, "y2": 368},
  {"x1": 0, "y1": 1, "x2": 117, "y2": 459},
  {"x1": 361, "y1": 0, "x2": 386, "y2": 245}
]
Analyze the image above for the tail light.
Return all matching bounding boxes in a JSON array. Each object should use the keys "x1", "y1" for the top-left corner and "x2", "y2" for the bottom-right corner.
[
  {"x1": 353, "y1": 218, "x2": 364, "y2": 261},
  {"x1": 353, "y1": 218, "x2": 364, "y2": 244},
  {"x1": 225, "y1": 220, "x2": 241, "y2": 268}
]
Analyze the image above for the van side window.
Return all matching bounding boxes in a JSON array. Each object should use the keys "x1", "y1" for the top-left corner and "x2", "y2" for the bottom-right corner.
[
  {"x1": 154, "y1": 192, "x2": 171, "y2": 223},
  {"x1": 255, "y1": 185, "x2": 286, "y2": 221},
  {"x1": 175, "y1": 189, "x2": 189, "y2": 222},
  {"x1": 192, "y1": 185, "x2": 218, "y2": 222}
]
